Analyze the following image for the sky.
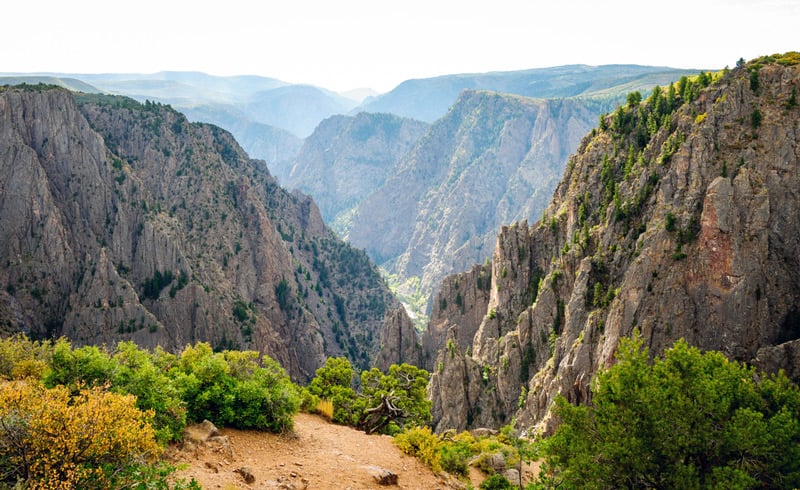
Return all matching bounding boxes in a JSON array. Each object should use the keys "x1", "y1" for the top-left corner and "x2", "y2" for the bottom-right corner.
[{"x1": 2, "y1": 0, "x2": 799, "y2": 93}]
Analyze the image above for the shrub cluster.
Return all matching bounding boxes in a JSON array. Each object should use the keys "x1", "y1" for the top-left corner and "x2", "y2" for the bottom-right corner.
[
  {"x1": 0, "y1": 334, "x2": 299, "y2": 488},
  {"x1": 394, "y1": 424, "x2": 534, "y2": 484},
  {"x1": 538, "y1": 335, "x2": 800, "y2": 489},
  {"x1": 0, "y1": 380, "x2": 159, "y2": 489},
  {"x1": 301, "y1": 357, "x2": 430, "y2": 435}
]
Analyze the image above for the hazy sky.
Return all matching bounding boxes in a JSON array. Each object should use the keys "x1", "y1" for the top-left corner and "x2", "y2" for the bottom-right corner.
[{"x1": 3, "y1": 0, "x2": 798, "y2": 92}]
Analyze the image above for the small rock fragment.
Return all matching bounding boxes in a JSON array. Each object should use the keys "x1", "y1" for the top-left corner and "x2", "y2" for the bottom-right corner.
[
  {"x1": 235, "y1": 466, "x2": 256, "y2": 484},
  {"x1": 365, "y1": 466, "x2": 398, "y2": 486},
  {"x1": 503, "y1": 468, "x2": 521, "y2": 486}
]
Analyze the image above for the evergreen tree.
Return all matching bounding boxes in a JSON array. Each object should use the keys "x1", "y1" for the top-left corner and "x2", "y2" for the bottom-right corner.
[{"x1": 539, "y1": 336, "x2": 800, "y2": 489}]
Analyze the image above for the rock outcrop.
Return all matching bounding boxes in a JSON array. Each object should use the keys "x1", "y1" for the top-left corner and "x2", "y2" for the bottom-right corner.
[
  {"x1": 422, "y1": 262, "x2": 492, "y2": 369},
  {"x1": 428, "y1": 56, "x2": 800, "y2": 434},
  {"x1": 371, "y1": 306, "x2": 423, "y2": 371},
  {"x1": 0, "y1": 86, "x2": 414, "y2": 381}
]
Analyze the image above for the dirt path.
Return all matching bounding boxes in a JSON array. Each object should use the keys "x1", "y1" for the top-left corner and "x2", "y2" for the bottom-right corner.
[{"x1": 173, "y1": 413, "x2": 463, "y2": 489}]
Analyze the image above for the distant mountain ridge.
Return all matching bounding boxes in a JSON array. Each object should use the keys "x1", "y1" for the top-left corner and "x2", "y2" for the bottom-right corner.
[
  {"x1": 2, "y1": 65, "x2": 703, "y2": 165},
  {"x1": 1, "y1": 71, "x2": 358, "y2": 177},
  {"x1": 67, "y1": 71, "x2": 361, "y2": 138},
  {"x1": 0, "y1": 76, "x2": 99, "y2": 93},
  {"x1": 356, "y1": 65, "x2": 703, "y2": 122}
]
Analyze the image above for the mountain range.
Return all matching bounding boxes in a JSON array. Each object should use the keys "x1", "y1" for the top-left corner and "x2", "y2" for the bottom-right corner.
[
  {"x1": 2, "y1": 66, "x2": 699, "y2": 179},
  {"x1": 2, "y1": 65, "x2": 704, "y2": 326},
  {"x1": 358, "y1": 64, "x2": 705, "y2": 122},
  {"x1": 4, "y1": 55, "x2": 798, "y2": 437}
]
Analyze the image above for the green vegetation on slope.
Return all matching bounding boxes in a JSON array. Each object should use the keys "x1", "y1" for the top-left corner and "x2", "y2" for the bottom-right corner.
[
  {"x1": 536, "y1": 69, "x2": 725, "y2": 331},
  {"x1": 0, "y1": 335, "x2": 298, "y2": 488},
  {"x1": 537, "y1": 335, "x2": 800, "y2": 489},
  {"x1": 394, "y1": 424, "x2": 535, "y2": 487},
  {"x1": 382, "y1": 271, "x2": 429, "y2": 332},
  {"x1": 0, "y1": 335, "x2": 432, "y2": 488}
]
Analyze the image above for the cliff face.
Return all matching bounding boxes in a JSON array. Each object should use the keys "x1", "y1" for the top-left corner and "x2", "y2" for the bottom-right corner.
[
  {"x1": 422, "y1": 262, "x2": 492, "y2": 368},
  {"x1": 428, "y1": 58, "x2": 800, "y2": 433},
  {"x1": 0, "y1": 87, "x2": 413, "y2": 381},
  {"x1": 349, "y1": 91, "x2": 606, "y2": 309},
  {"x1": 284, "y1": 112, "x2": 429, "y2": 237}
]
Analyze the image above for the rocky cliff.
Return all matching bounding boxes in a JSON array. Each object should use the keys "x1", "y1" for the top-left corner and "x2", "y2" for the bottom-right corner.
[
  {"x1": 428, "y1": 55, "x2": 800, "y2": 434},
  {"x1": 349, "y1": 90, "x2": 607, "y2": 313},
  {"x1": 283, "y1": 112, "x2": 429, "y2": 237},
  {"x1": 0, "y1": 86, "x2": 414, "y2": 381}
]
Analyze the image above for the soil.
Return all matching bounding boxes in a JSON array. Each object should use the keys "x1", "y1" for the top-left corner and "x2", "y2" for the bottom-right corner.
[{"x1": 172, "y1": 413, "x2": 471, "y2": 489}]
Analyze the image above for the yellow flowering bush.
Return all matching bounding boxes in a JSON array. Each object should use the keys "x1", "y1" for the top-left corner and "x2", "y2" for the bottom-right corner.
[
  {"x1": 0, "y1": 379, "x2": 161, "y2": 489},
  {"x1": 393, "y1": 426, "x2": 443, "y2": 471},
  {"x1": 0, "y1": 334, "x2": 53, "y2": 380}
]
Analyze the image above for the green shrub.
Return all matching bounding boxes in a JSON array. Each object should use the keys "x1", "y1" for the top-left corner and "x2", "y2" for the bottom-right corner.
[
  {"x1": 664, "y1": 212, "x2": 677, "y2": 232},
  {"x1": 44, "y1": 340, "x2": 117, "y2": 390},
  {"x1": 172, "y1": 342, "x2": 237, "y2": 425},
  {"x1": 298, "y1": 386, "x2": 321, "y2": 412},
  {"x1": 228, "y1": 353, "x2": 298, "y2": 432},
  {"x1": 480, "y1": 474, "x2": 514, "y2": 489},
  {"x1": 541, "y1": 335, "x2": 800, "y2": 489},
  {"x1": 439, "y1": 441, "x2": 471, "y2": 476},
  {"x1": 306, "y1": 357, "x2": 360, "y2": 425},
  {"x1": 750, "y1": 68, "x2": 760, "y2": 93},
  {"x1": 142, "y1": 269, "x2": 174, "y2": 300},
  {"x1": 112, "y1": 342, "x2": 186, "y2": 443},
  {"x1": 172, "y1": 343, "x2": 298, "y2": 432},
  {"x1": 751, "y1": 108, "x2": 763, "y2": 128}
]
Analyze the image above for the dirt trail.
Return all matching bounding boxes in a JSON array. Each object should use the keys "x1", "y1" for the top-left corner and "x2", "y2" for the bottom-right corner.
[{"x1": 173, "y1": 413, "x2": 464, "y2": 489}]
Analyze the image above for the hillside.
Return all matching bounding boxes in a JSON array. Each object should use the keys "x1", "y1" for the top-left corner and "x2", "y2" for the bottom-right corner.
[
  {"x1": 282, "y1": 112, "x2": 429, "y2": 237},
  {"x1": 427, "y1": 55, "x2": 800, "y2": 433},
  {"x1": 0, "y1": 86, "x2": 417, "y2": 381}
]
